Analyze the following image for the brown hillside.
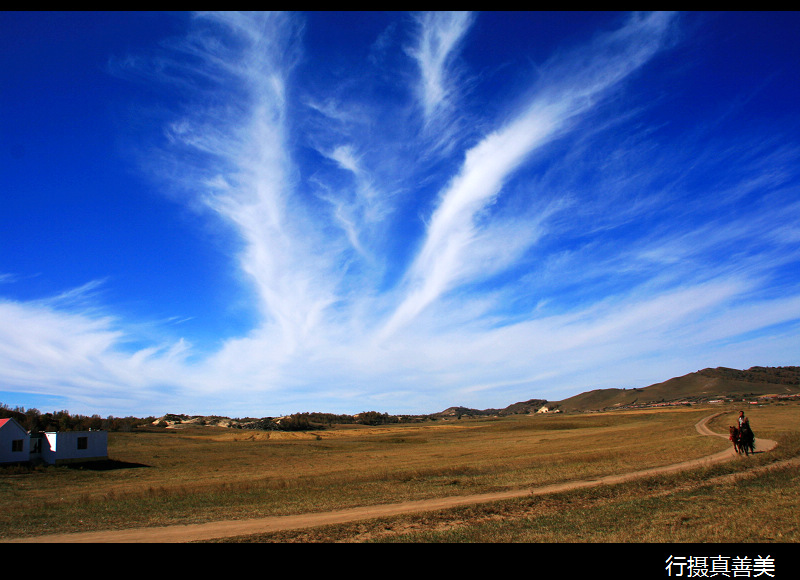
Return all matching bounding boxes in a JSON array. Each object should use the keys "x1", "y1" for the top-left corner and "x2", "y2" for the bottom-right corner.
[{"x1": 552, "y1": 366, "x2": 800, "y2": 413}]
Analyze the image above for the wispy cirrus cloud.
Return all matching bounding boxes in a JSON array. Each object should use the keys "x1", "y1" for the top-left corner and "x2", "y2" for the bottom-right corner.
[
  {"x1": 406, "y1": 11, "x2": 474, "y2": 122},
  {"x1": 381, "y1": 12, "x2": 677, "y2": 339},
  {"x1": 2, "y1": 12, "x2": 800, "y2": 417},
  {"x1": 0, "y1": 285, "x2": 192, "y2": 413}
]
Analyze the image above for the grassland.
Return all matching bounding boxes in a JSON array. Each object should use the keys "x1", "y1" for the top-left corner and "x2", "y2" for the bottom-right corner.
[{"x1": 1, "y1": 402, "x2": 798, "y2": 542}]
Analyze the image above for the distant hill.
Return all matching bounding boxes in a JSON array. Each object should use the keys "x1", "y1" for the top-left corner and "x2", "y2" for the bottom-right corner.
[
  {"x1": 9, "y1": 366, "x2": 796, "y2": 434},
  {"x1": 501, "y1": 398, "x2": 550, "y2": 415},
  {"x1": 550, "y1": 366, "x2": 800, "y2": 413},
  {"x1": 433, "y1": 399, "x2": 548, "y2": 418},
  {"x1": 434, "y1": 366, "x2": 800, "y2": 417},
  {"x1": 147, "y1": 366, "x2": 799, "y2": 429},
  {"x1": 434, "y1": 406, "x2": 496, "y2": 418}
]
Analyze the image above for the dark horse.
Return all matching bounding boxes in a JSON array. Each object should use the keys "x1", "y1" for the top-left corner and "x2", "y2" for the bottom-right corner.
[
  {"x1": 730, "y1": 424, "x2": 756, "y2": 456},
  {"x1": 729, "y1": 426, "x2": 743, "y2": 454}
]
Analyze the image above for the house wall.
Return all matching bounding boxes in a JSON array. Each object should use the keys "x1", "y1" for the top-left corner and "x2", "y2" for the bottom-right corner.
[
  {"x1": 0, "y1": 419, "x2": 30, "y2": 464},
  {"x1": 42, "y1": 430, "x2": 108, "y2": 465}
]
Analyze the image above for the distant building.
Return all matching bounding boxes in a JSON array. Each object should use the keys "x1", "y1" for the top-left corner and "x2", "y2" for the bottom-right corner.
[
  {"x1": 0, "y1": 417, "x2": 107, "y2": 465},
  {"x1": 0, "y1": 418, "x2": 30, "y2": 464}
]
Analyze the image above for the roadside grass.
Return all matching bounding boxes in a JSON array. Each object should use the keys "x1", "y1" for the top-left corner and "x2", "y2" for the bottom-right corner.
[
  {"x1": 218, "y1": 430, "x2": 800, "y2": 544},
  {"x1": 370, "y1": 451, "x2": 800, "y2": 543},
  {"x1": 374, "y1": 404, "x2": 800, "y2": 543},
  {"x1": 1, "y1": 403, "x2": 796, "y2": 541}
]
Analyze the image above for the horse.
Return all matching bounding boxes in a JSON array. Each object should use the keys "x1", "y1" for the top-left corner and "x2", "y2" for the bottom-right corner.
[
  {"x1": 740, "y1": 422, "x2": 756, "y2": 455},
  {"x1": 730, "y1": 424, "x2": 755, "y2": 456},
  {"x1": 729, "y1": 426, "x2": 744, "y2": 455}
]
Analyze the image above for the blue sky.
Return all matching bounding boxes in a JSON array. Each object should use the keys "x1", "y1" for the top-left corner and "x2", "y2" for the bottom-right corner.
[{"x1": 2, "y1": 12, "x2": 799, "y2": 418}]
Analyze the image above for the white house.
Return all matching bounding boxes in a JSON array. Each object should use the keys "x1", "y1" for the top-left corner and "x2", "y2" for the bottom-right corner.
[
  {"x1": 34, "y1": 430, "x2": 108, "y2": 465},
  {"x1": 1, "y1": 417, "x2": 108, "y2": 465},
  {"x1": 0, "y1": 418, "x2": 30, "y2": 464}
]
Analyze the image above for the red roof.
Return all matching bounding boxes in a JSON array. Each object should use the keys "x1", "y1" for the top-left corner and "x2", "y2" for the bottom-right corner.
[{"x1": 0, "y1": 418, "x2": 23, "y2": 429}]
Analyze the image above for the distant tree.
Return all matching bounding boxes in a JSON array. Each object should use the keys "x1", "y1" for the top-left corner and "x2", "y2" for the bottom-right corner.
[
  {"x1": 274, "y1": 413, "x2": 332, "y2": 431},
  {"x1": 278, "y1": 414, "x2": 313, "y2": 431},
  {"x1": 307, "y1": 412, "x2": 355, "y2": 425},
  {"x1": 356, "y1": 411, "x2": 398, "y2": 426},
  {"x1": 24, "y1": 408, "x2": 43, "y2": 431},
  {"x1": 55, "y1": 410, "x2": 72, "y2": 431}
]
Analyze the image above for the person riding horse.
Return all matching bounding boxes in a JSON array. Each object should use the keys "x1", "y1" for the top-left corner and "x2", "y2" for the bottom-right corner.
[{"x1": 737, "y1": 411, "x2": 756, "y2": 454}]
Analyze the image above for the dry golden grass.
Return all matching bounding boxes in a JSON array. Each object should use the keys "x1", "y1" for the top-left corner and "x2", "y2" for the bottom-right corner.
[
  {"x1": 218, "y1": 404, "x2": 800, "y2": 544},
  {"x1": 0, "y1": 402, "x2": 795, "y2": 541}
]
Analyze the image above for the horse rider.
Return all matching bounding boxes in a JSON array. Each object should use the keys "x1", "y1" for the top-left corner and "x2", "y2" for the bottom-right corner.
[
  {"x1": 738, "y1": 410, "x2": 755, "y2": 451},
  {"x1": 738, "y1": 410, "x2": 748, "y2": 429}
]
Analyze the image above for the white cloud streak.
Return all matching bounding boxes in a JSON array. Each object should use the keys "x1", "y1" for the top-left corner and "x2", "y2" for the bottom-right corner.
[
  {"x1": 3, "y1": 12, "x2": 800, "y2": 417},
  {"x1": 381, "y1": 12, "x2": 677, "y2": 339},
  {"x1": 407, "y1": 11, "x2": 474, "y2": 121}
]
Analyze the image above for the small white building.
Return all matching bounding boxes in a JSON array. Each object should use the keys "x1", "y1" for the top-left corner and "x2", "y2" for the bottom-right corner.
[
  {"x1": 1, "y1": 417, "x2": 108, "y2": 465},
  {"x1": 0, "y1": 418, "x2": 30, "y2": 464},
  {"x1": 33, "y1": 430, "x2": 108, "y2": 465}
]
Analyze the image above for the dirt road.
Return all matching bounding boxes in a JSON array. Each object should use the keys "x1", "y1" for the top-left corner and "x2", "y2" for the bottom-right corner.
[{"x1": 6, "y1": 413, "x2": 776, "y2": 543}]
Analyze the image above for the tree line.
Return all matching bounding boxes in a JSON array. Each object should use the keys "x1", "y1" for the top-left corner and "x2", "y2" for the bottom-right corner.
[
  {"x1": 0, "y1": 404, "x2": 154, "y2": 432},
  {"x1": 2, "y1": 403, "x2": 427, "y2": 434},
  {"x1": 239, "y1": 411, "x2": 406, "y2": 431}
]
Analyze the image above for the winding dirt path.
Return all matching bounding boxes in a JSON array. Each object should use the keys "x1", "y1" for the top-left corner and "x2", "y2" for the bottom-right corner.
[{"x1": 6, "y1": 413, "x2": 777, "y2": 543}]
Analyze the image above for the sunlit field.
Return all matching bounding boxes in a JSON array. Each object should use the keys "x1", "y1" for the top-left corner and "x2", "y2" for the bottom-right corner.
[{"x1": 1, "y1": 402, "x2": 797, "y2": 542}]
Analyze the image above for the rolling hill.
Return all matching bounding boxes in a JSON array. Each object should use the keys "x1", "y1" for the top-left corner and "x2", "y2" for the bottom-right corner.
[
  {"x1": 549, "y1": 366, "x2": 800, "y2": 413},
  {"x1": 143, "y1": 366, "x2": 800, "y2": 429},
  {"x1": 432, "y1": 366, "x2": 800, "y2": 417}
]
